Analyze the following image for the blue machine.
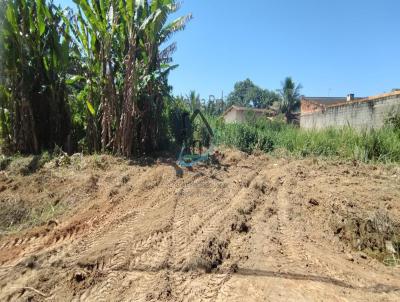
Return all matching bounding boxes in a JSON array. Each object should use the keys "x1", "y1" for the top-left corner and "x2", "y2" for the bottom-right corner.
[{"x1": 177, "y1": 109, "x2": 214, "y2": 168}]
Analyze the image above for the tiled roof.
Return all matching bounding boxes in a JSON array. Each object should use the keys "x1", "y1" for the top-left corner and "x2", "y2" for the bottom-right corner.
[
  {"x1": 304, "y1": 91, "x2": 400, "y2": 108},
  {"x1": 302, "y1": 97, "x2": 346, "y2": 106},
  {"x1": 301, "y1": 97, "x2": 364, "y2": 106},
  {"x1": 300, "y1": 91, "x2": 400, "y2": 116}
]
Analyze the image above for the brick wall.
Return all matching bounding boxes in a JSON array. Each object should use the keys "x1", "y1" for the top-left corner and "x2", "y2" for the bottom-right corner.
[{"x1": 301, "y1": 100, "x2": 324, "y2": 113}]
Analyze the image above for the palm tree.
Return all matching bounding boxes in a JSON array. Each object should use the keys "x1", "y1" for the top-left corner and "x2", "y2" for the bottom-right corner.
[
  {"x1": 279, "y1": 77, "x2": 302, "y2": 122},
  {"x1": 186, "y1": 90, "x2": 201, "y2": 112}
]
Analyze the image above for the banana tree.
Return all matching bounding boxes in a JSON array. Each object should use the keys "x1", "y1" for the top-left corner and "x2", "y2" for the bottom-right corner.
[
  {"x1": 122, "y1": 0, "x2": 192, "y2": 155},
  {"x1": 1, "y1": 0, "x2": 72, "y2": 153},
  {"x1": 73, "y1": 0, "x2": 191, "y2": 156},
  {"x1": 0, "y1": 1, "x2": 9, "y2": 147}
]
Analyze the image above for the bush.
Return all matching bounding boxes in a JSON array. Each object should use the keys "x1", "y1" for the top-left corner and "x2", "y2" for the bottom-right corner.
[
  {"x1": 0, "y1": 198, "x2": 65, "y2": 233},
  {"x1": 386, "y1": 112, "x2": 400, "y2": 130},
  {"x1": 211, "y1": 117, "x2": 400, "y2": 163}
]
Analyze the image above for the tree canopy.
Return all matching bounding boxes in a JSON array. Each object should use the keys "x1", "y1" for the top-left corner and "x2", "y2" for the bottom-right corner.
[
  {"x1": 279, "y1": 77, "x2": 302, "y2": 120},
  {"x1": 226, "y1": 79, "x2": 280, "y2": 109}
]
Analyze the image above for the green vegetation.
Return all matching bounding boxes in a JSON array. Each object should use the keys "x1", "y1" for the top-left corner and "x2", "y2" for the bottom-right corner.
[
  {"x1": 226, "y1": 78, "x2": 280, "y2": 109},
  {"x1": 211, "y1": 117, "x2": 400, "y2": 163},
  {"x1": 0, "y1": 0, "x2": 191, "y2": 156},
  {"x1": 387, "y1": 111, "x2": 400, "y2": 130},
  {"x1": 278, "y1": 77, "x2": 302, "y2": 121},
  {"x1": 174, "y1": 77, "x2": 302, "y2": 120},
  {"x1": 0, "y1": 197, "x2": 65, "y2": 234},
  {"x1": 0, "y1": 0, "x2": 72, "y2": 153},
  {"x1": 0, "y1": 1, "x2": 398, "y2": 165}
]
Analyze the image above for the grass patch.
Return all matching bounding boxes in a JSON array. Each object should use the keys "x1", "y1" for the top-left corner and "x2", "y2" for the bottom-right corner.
[
  {"x1": 209, "y1": 117, "x2": 400, "y2": 163},
  {"x1": 0, "y1": 198, "x2": 66, "y2": 234},
  {"x1": 2, "y1": 152, "x2": 53, "y2": 175},
  {"x1": 0, "y1": 156, "x2": 13, "y2": 170}
]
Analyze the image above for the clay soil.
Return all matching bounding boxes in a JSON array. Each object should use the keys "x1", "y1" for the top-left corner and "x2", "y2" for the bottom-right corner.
[{"x1": 0, "y1": 151, "x2": 399, "y2": 301}]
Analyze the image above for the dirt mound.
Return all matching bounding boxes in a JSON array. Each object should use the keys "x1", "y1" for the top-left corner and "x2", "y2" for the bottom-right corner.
[
  {"x1": 0, "y1": 151, "x2": 399, "y2": 301},
  {"x1": 334, "y1": 209, "x2": 400, "y2": 264}
]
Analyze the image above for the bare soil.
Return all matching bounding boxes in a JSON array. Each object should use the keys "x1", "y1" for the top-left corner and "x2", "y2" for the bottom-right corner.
[{"x1": 0, "y1": 151, "x2": 399, "y2": 301}]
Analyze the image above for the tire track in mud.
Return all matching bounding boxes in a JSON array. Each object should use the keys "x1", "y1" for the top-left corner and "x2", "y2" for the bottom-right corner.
[
  {"x1": 182, "y1": 185, "x2": 259, "y2": 266},
  {"x1": 73, "y1": 271, "x2": 122, "y2": 302},
  {"x1": 118, "y1": 166, "x2": 246, "y2": 272},
  {"x1": 275, "y1": 173, "x2": 310, "y2": 267},
  {"x1": 77, "y1": 203, "x2": 171, "y2": 272},
  {"x1": 2, "y1": 156, "x2": 400, "y2": 301},
  {"x1": 73, "y1": 184, "x2": 176, "y2": 270},
  {"x1": 3, "y1": 160, "x2": 292, "y2": 301},
  {"x1": 270, "y1": 167, "x2": 383, "y2": 290},
  {"x1": 169, "y1": 189, "x2": 237, "y2": 270},
  {"x1": 132, "y1": 166, "x2": 261, "y2": 301},
  {"x1": 104, "y1": 175, "x2": 199, "y2": 272},
  {"x1": 73, "y1": 175, "x2": 196, "y2": 301},
  {"x1": 166, "y1": 170, "x2": 264, "y2": 301},
  {"x1": 0, "y1": 221, "x2": 95, "y2": 266},
  {"x1": 0, "y1": 194, "x2": 121, "y2": 266},
  {"x1": 74, "y1": 163, "x2": 247, "y2": 271},
  {"x1": 15, "y1": 170, "x2": 172, "y2": 268},
  {"x1": 169, "y1": 273, "x2": 232, "y2": 302}
]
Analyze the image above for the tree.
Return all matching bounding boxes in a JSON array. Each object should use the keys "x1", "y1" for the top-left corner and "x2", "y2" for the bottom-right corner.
[
  {"x1": 226, "y1": 79, "x2": 279, "y2": 109},
  {"x1": 71, "y1": 0, "x2": 191, "y2": 156},
  {"x1": 204, "y1": 95, "x2": 226, "y2": 116},
  {"x1": 1, "y1": 0, "x2": 72, "y2": 153},
  {"x1": 0, "y1": 0, "x2": 9, "y2": 148},
  {"x1": 254, "y1": 90, "x2": 280, "y2": 109},
  {"x1": 278, "y1": 77, "x2": 302, "y2": 122},
  {"x1": 186, "y1": 90, "x2": 201, "y2": 112},
  {"x1": 0, "y1": 0, "x2": 191, "y2": 156}
]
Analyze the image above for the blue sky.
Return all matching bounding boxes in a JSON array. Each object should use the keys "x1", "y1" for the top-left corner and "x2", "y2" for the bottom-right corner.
[{"x1": 57, "y1": 0, "x2": 400, "y2": 99}]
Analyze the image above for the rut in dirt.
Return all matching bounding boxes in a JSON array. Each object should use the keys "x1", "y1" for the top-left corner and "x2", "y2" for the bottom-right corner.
[{"x1": 0, "y1": 152, "x2": 399, "y2": 301}]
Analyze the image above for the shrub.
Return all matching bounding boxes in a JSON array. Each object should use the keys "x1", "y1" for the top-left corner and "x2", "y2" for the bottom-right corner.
[
  {"x1": 386, "y1": 112, "x2": 400, "y2": 130},
  {"x1": 211, "y1": 116, "x2": 400, "y2": 163}
]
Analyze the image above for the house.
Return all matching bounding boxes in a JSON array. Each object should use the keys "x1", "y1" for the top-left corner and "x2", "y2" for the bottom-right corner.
[
  {"x1": 223, "y1": 105, "x2": 277, "y2": 123},
  {"x1": 300, "y1": 91, "x2": 400, "y2": 130}
]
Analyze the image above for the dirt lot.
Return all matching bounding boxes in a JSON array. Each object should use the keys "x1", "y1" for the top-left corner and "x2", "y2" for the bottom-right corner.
[{"x1": 0, "y1": 151, "x2": 399, "y2": 301}]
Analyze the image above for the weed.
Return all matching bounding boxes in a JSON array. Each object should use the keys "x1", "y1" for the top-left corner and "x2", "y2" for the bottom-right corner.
[
  {"x1": 0, "y1": 156, "x2": 12, "y2": 170},
  {"x1": 0, "y1": 198, "x2": 66, "y2": 234},
  {"x1": 19, "y1": 152, "x2": 53, "y2": 175},
  {"x1": 209, "y1": 117, "x2": 400, "y2": 163},
  {"x1": 92, "y1": 154, "x2": 108, "y2": 170}
]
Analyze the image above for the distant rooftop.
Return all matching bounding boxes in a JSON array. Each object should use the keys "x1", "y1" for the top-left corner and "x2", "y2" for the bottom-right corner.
[
  {"x1": 301, "y1": 96, "x2": 364, "y2": 106},
  {"x1": 301, "y1": 90, "x2": 400, "y2": 115}
]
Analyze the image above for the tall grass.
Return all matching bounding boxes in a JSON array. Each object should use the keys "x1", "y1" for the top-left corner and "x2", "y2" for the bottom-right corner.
[{"x1": 210, "y1": 117, "x2": 400, "y2": 163}]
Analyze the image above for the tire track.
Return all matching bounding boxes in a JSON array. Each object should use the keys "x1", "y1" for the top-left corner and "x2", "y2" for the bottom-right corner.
[
  {"x1": 181, "y1": 182, "x2": 261, "y2": 270},
  {"x1": 275, "y1": 174, "x2": 309, "y2": 266},
  {"x1": 75, "y1": 271, "x2": 122, "y2": 302}
]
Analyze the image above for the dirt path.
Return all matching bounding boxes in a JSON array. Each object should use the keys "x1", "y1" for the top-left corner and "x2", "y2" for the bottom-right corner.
[{"x1": 0, "y1": 152, "x2": 399, "y2": 301}]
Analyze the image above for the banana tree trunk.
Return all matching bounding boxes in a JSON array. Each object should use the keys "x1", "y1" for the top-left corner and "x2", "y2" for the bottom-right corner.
[{"x1": 115, "y1": 37, "x2": 138, "y2": 157}]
